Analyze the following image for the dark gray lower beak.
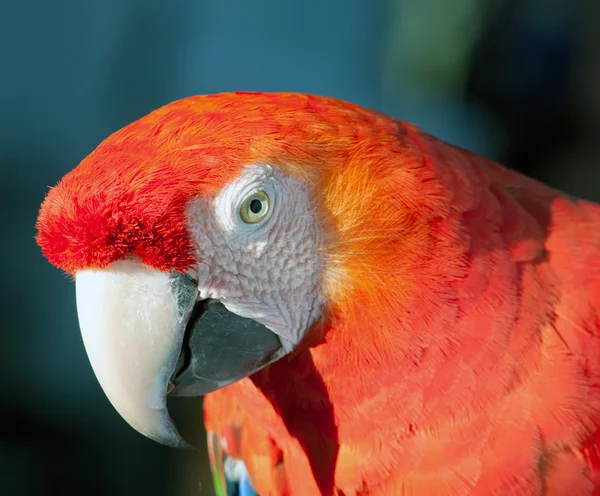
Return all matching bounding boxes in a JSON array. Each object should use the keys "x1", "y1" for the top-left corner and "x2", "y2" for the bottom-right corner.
[{"x1": 168, "y1": 273, "x2": 285, "y2": 397}]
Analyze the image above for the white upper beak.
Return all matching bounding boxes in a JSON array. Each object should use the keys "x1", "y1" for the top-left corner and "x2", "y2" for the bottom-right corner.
[{"x1": 75, "y1": 260, "x2": 196, "y2": 448}]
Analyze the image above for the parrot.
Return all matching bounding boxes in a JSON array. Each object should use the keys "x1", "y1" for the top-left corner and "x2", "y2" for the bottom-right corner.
[{"x1": 36, "y1": 92, "x2": 600, "y2": 495}]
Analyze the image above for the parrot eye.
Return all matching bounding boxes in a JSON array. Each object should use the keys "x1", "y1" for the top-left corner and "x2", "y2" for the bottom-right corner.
[{"x1": 239, "y1": 190, "x2": 271, "y2": 224}]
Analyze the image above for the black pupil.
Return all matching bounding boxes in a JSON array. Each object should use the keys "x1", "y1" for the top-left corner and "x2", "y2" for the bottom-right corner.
[{"x1": 249, "y1": 198, "x2": 263, "y2": 214}]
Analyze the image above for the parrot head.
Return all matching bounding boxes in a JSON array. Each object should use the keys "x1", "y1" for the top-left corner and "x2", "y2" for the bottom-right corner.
[{"x1": 36, "y1": 92, "x2": 424, "y2": 448}]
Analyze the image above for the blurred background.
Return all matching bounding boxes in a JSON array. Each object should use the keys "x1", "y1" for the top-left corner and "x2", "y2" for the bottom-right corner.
[{"x1": 1, "y1": 0, "x2": 598, "y2": 494}]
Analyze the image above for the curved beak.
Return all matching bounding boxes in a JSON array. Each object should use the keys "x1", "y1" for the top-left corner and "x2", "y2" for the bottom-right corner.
[{"x1": 75, "y1": 260, "x2": 284, "y2": 448}]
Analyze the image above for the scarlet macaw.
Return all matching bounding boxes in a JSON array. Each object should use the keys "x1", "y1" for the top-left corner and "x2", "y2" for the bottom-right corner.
[{"x1": 37, "y1": 92, "x2": 600, "y2": 495}]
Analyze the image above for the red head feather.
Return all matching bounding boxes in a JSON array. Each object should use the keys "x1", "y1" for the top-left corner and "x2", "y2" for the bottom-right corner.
[{"x1": 36, "y1": 92, "x2": 426, "y2": 290}]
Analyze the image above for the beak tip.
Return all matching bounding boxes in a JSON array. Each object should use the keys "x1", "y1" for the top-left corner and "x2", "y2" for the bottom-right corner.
[
  {"x1": 116, "y1": 403, "x2": 193, "y2": 450},
  {"x1": 150, "y1": 432, "x2": 193, "y2": 450},
  {"x1": 148, "y1": 427, "x2": 198, "y2": 451}
]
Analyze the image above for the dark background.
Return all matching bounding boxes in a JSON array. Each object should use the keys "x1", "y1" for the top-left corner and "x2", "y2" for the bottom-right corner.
[{"x1": 1, "y1": 0, "x2": 598, "y2": 494}]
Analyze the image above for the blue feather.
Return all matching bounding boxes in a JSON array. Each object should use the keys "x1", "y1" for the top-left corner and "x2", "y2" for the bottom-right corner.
[
  {"x1": 223, "y1": 455, "x2": 257, "y2": 496},
  {"x1": 238, "y1": 469, "x2": 257, "y2": 496}
]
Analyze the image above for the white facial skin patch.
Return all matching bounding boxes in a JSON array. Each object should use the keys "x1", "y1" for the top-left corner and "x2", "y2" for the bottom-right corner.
[{"x1": 185, "y1": 165, "x2": 326, "y2": 352}]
